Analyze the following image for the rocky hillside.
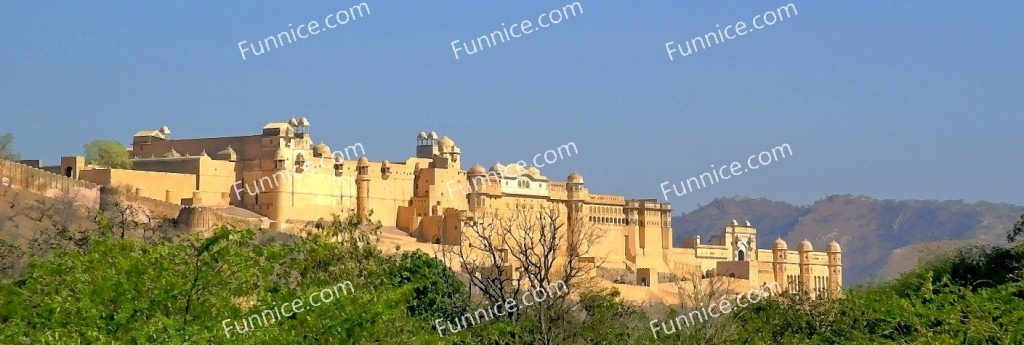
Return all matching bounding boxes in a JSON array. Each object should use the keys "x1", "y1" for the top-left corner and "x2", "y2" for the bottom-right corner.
[{"x1": 672, "y1": 195, "x2": 1024, "y2": 284}]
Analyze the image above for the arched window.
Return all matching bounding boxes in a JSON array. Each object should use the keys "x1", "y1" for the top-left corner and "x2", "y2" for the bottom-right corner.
[
  {"x1": 518, "y1": 178, "x2": 529, "y2": 188},
  {"x1": 735, "y1": 242, "x2": 749, "y2": 261}
]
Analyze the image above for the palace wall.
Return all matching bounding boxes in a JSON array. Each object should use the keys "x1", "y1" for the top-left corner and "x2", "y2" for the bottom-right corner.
[
  {"x1": 0, "y1": 158, "x2": 100, "y2": 208},
  {"x1": 80, "y1": 168, "x2": 196, "y2": 204}
]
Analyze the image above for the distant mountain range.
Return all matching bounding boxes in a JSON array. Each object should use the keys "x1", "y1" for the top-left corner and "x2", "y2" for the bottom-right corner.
[{"x1": 671, "y1": 195, "x2": 1024, "y2": 284}]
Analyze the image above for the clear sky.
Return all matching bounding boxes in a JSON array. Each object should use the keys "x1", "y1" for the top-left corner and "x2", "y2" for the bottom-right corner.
[{"x1": 1, "y1": 1, "x2": 1021, "y2": 212}]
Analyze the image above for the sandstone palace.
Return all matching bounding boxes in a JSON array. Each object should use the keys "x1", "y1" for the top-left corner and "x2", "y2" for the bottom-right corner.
[{"x1": 6, "y1": 118, "x2": 841, "y2": 300}]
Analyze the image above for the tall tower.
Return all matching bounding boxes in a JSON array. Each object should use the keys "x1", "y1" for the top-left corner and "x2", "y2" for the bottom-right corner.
[
  {"x1": 798, "y1": 239, "x2": 814, "y2": 298},
  {"x1": 827, "y1": 240, "x2": 843, "y2": 297},
  {"x1": 566, "y1": 172, "x2": 586, "y2": 233},
  {"x1": 356, "y1": 156, "x2": 370, "y2": 218},
  {"x1": 771, "y1": 238, "x2": 788, "y2": 291},
  {"x1": 660, "y1": 204, "x2": 672, "y2": 251},
  {"x1": 466, "y1": 164, "x2": 487, "y2": 212},
  {"x1": 266, "y1": 147, "x2": 290, "y2": 230}
]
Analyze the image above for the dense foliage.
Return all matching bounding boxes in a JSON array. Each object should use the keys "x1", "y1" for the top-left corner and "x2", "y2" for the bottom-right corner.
[
  {"x1": 732, "y1": 245, "x2": 1024, "y2": 344},
  {"x1": 1, "y1": 213, "x2": 1022, "y2": 344},
  {"x1": 0, "y1": 228, "x2": 448, "y2": 343},
  {"x1": 83, "y1": 140, "x2": 132, "y2": 169}
]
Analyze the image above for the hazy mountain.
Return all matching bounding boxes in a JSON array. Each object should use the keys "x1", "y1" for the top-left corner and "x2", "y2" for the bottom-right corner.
[{"x1": 672, "y1": 195, "x2": 1024, "y2": 284}]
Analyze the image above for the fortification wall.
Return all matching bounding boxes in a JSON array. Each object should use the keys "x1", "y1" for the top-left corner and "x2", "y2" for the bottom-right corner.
[
  {"x1": 0, "y1": 158, "x2": 100, "y2": 208},
  {"x1": 99, "y1": 185, "x2": 183, "y2": 223},
  {"x1": 177, "y1": 206, "x2": 264, "y2": 232}
]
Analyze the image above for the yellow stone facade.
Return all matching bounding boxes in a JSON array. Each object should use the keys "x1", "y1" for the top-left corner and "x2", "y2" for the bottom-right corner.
[{"x1": 62, "y1": 119, "x2": 840, "y2": 296}]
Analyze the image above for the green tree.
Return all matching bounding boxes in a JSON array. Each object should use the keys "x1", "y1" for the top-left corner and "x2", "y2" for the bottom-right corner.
[
  {"x1": 83, "y1": 140, "x2": 131, "y2": 168},
  {"x1": 0, "y1": 133, "x2": 19, "y2": 161},
  {"x1": 1007, "y1": 213, "x2": 1024, "y2": 245},
  {"x1": 385, "y1": 250, "x2": 468, "y2": 323}
]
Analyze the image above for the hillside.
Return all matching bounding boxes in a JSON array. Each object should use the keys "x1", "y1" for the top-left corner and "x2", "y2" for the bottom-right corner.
[
  {"x1": 672, "y1": 195, "x2": 1024, "y2": 284},
  {"x1": 875, "y1": 239, "x2": 970, "y2": 281},
  {"x1": 0, "y1": 187, "x2": 97, "y2": 239}
]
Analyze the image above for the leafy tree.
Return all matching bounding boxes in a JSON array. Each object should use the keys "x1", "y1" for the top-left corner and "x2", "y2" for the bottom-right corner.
[
  {"x1": 385, "y1": 250, "x2": 468, "y2": 323},
  {"x1": 83, "y1": 140, "x2": 131, "y2": 168},
  {"x1": 0, "y1": 133, "x2": 18, "y2": 161},
  {"x1": 1007, "y1": 213, "x2": 1024, "y2": 245}
]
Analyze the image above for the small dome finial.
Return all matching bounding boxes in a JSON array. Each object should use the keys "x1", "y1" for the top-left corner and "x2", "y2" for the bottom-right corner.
[
  {"x1": 567, "y1": 172, "x2": 584, "y2": 184},
  {"x1": 773, "y1": 237, "x2": 788, "y2": 250},
  {"x1": 799, "y1": 239, "x2": 814, "y2": 251},
  {"x1": 468, "y1": 164, "x2": 486, "y2": 175}
]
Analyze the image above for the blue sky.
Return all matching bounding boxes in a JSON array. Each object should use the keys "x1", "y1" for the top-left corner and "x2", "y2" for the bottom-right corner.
[{"x1": 1, "y1": 1, "x2": 1021, "y2": 212}]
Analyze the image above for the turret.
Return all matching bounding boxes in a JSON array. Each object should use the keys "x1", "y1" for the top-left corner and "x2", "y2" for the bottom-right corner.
[
  {"x1": 566, "y1": 172, "x2": 585, "y2": 196},
  {"x1": 436, "y1": 135, "x2": 461, "y2": 169},
  {"x1": 356, "y1": 156, "x2": 370, "y2": 218},
  {"x1": 827, "y1": 240, "x2": 843, "y2": 297},
  {"x1": 466, "y1": 164, "x2": 487, "y2": 212},
  {"x1": 332, "y1": 153, "x2": 344, "y2": 176},
  {"x1": 771, "y1": 238, "x2": 788, "y2": 291},
  {"x1": 313, "y1": 141, "x2": 331, "y2": 158},
  {"x1": 565, "y1": 172, "x2": 586, "y2": 234},
  {"x1": 380, "y1": 160, "x2": 391, "y2": 180},
  {"x1": 798, "y1": 239, "x2": 813, "y2": 297}
]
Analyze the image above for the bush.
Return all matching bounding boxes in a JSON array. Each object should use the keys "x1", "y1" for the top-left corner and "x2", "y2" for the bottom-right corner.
[{"x1": 0, "y1": 225, "x2": 453, "y2": 343}]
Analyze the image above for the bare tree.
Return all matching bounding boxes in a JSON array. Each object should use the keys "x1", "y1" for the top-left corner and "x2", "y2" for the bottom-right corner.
[
  {"x1": 97, "y1": 192, "x2": 144, "y2": 240},
  {"x1": 29, "y1": 190, "x2": 89, "y2": 253},
  {"x1": 667, "y1": 270, "x2": 742, "y2": 344},
  {"x1": 441, "y1": 209, "x2": 523, "y2": 319},
  {"x1": 142, "y1": 216, "x2": 182, "y2": 245},
  {"x1": 440, "y1": 202, "x2": 604, "y2": 344}
]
